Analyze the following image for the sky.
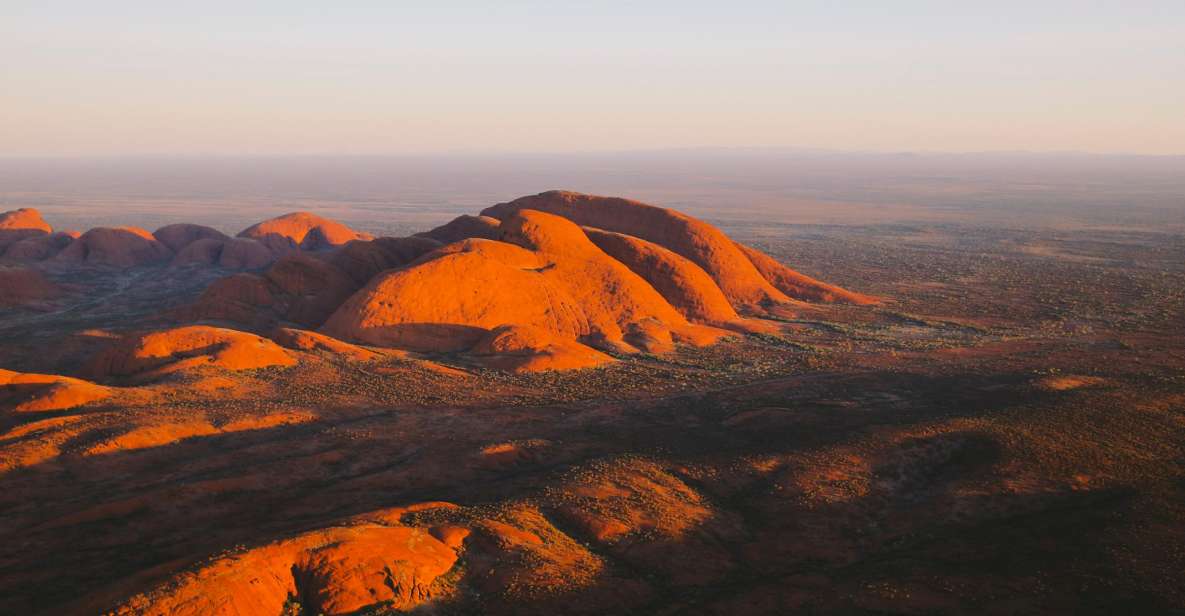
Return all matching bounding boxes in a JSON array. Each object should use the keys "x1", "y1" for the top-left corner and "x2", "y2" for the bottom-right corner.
[{"x1": 2, "y1": 1, "x2": 1183, "y2": 156}]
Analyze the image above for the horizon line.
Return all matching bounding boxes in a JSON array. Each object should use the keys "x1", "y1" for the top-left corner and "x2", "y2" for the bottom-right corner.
[{"x1": 2, "y1": 146, "x2": 1183, "y2": 161}]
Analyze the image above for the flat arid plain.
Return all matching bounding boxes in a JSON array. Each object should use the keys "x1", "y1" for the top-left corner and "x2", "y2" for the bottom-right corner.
[{"x1": 1, "y1": 153, "x2": 1183, "y2": 615}]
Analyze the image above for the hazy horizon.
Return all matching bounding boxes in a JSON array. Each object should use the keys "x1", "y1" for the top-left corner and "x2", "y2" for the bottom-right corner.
[{"x1": 3, "y1": 150, "x2": 1182, "y2": 236}]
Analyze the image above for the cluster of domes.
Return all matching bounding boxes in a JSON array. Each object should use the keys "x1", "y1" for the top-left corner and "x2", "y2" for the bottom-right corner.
[
  {"x1": 0, "y1": 209, "x2": 368, "y2": 268},
  {"x1": 2, "y1": 192, "x2": 879, "y2": 372}
]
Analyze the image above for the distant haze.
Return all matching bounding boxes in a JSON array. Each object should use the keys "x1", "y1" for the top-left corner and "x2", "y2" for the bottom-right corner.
[
  {"x1": 2, "y1": 2, "x2": 1183, "y2": 156},
  {"x1": 2, "y1": 151, "x2": 1182, "y2": 236}
]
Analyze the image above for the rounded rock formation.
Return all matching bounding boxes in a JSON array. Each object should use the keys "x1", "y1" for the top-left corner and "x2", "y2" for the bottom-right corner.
[
  {"x1": 169, "y1": 236, "x2": 278, "y2": 269},
  {"x1": 180, "y1": 272, "x2": 278, "y2": 327},
  {"x1": 170, "y1": 237, "x2": 226, "y2": 267},
  {"x1": 218, "y1": 237, "x2": 276, "y2": 269},
  {"x1": 328, "y1": 236, "x2": 442, "y2": 285},
  {"x1": 52, "y1": 226, "x2": 173, "y2": 267},
  {"x1": 270, "y1": 327, "x2": 385, "y2": 362},
  {"x1": 102, "y1": 520, "x2": 459, "y2": 616},
  {"x1": 87, "y1": 325, "x2": 297, "y2": 380},
  {"x1": 471, "y1": 324, "x2": 614, "y2": 373},
  {"x1": 0, "y1": 208, "x2": 53, "y2": 256},
  {"x1": 482, "y1": 191, "x2": 791, "y2": 307},
  {"x1": 323, "y1": 209, "x2": 728, "y2": 360},
  {"x1": 323, "y1": 238, "x2": 588, "y2": 352},
  {"x1": 238, "y1": 211, "x2": 372, "y2": 253},
  {"x1": 583, "y1": 227, "x2": 739, "y2": 324},
  {"x1": 2, "y1": 231, "x2": 79, "y2": 261},
  {"x1": 184, "y1": 255, "x2": 360, "y2": 329},
  {"x1": 0, "y1": 368, "x2": 111, "y2": 413},
  {"x1": 416, "y1": 214, "x2": 502, "y2": 244},
  {"x1": 263, "y1": 255, "x2": 360, "y2": 327},
  {"x1": 169, "y1": 192, "x2": 872, "y2": 371},
  {"x1": 153, "y1": 223, "x2": 230, "y2": 253}
]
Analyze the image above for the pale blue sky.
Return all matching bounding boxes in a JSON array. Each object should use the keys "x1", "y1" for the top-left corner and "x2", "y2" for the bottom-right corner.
[{"x1": 3, "y1": 2, "x2": 1183, "y2": 155}]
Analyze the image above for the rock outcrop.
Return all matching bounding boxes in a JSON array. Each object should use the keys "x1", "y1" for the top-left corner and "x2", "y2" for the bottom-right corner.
[
  {"x1": 270, "y1": 327, "x2": 386, "y2": 362},
  {"x1": 153, "y1": 223, "x2": 231, "y2": 253},
  {"x1": 2, "y1": 231, "x2": 79, "y2": 261},
  {"x1": 471, "y1": 324, "x2": 614, "y2": 373},
  {"x1": 86, "y1": 325, "x2": 297, "y2": 380},
  {"x1": 0, "y1": 368, "x2": 111, "y2": 413},
  {"x1": 167, "y1": 192, "x2": 874, "y2": 371},
  {"x1": 483, "y1": 191, "x2": 877, "y2": 308},
  {"x1": 482, "y1": 191, "x2": 791, "y2": 307},
  {"x1": 416, "y1": 214, "x2": 502, "y2": 244},
  {"x1": 324, "y1": 237, "x2": 582, "y2": 352},
  {"x1": 171, "y1": 235, "x2": 278, "y2": 269},
  {"x1": 103, "y1": 516, "x2": 459, "y2": 615},
  {"x1": 185, "y1": 255, "x2": 359, "y2": 329},
  {"x1": 217, "y1": 237, "x2": 276, "y2": 269},
  {"x1": 328, "y1": 236, "x2": 442, "y2": 285},
  {"x1": 179, "y1": 272, "x2": 279, "y2": 328},
  {"x1": 238, "y1": 211, "x2": 372, "y2": 253},
  {"x1": 322, "y1": 209, "x2": 727, "y2": 357},
  {"x1": 583, "y1": 227, "x2": 740, "y2": 324},
  {"x1": 0, "y1": 208, "x2": 53, "y2": 256},
  {"x1": 52, "y1": 227, "x2": 174, "y2": 267}
]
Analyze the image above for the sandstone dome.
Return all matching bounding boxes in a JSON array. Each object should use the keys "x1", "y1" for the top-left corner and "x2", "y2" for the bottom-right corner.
[
  {"x1": 583, "y1": 227, "x2": 740, "y2": 324},
  {"x1": 482, "y1": 190, "x2": 878, "y2": 307},
  {"x1": 171, "y1": 236, "x2": 277, "y2": 269},
  {"x1": 171, "y1": 191, "x2": 875, "y2": 371},
  {"x1": 103, "y1": 517, "x2": 459, "y2": 616},
  {"x1": 238, "y1": 211, "x2": 372, "y2": 252},
  {"x1": 0, "y1": 207, "x2": 52, "y2": 234},
  {"x1": 328, "y1": 236, "x2": 442, "y2": 285},
  {"x1": 416, "y1": 214, "x2": 502, "y2": 244},
  {"x1": 321, "y1": 209, "x2": 728, "y2": 356},
  {"x1": 52, "y1": 226, "x2": 173, "y2": 267},
  {"x1": 0, "y1": 368, "x2": 111, "y2": 413},
  {"x1": 184, "y1": 254, "x2": 360, "y2": 329},
  {"x1": 1, "y1": 231, "x2": 79, "y2": 261},
  {"x1": 269, "y1": 327, "x2": 386, "y2": 362},
  {"x1": 471, "y1": 324, "x2": 614, "y2": 373},
  {"x1": 482, "y1": 191, "x2": 789, "y2": 307},
  {"x1": 0, "y1": 208, "x2": 53, "y2": 256},
  {"x1": 86, "y1": 325, "x2": 297, "y2": 380},
  {"x1": 153, "y1": 223, "x2": 231, "y2": 253}
]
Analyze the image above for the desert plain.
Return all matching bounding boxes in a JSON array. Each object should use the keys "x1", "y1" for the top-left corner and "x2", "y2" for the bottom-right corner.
[{"x1": 0, "y1": 154, "x2": 1183, "y2": 615}]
